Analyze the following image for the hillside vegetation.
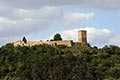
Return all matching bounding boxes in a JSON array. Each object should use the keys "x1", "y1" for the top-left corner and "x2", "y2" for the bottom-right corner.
[{"x1": 0, "y1": 43, "x2": 120, "y2": 80}]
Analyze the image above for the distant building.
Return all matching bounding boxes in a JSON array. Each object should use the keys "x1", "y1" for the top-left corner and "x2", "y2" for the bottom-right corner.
[
  {"x1": 78, "y1": 30, "x2": 87, "y2": 44},
  {"x1": 13, "y1": 30, "x2": 88, "y2": 47}
]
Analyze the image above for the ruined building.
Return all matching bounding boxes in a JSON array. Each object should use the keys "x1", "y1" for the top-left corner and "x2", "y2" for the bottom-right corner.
[
  {"x1": 13, "y1": 30, "x2": 88, "y2": 47},
  {"x1": 78, "y1": 30, "x2": 87, "y2": 44}
]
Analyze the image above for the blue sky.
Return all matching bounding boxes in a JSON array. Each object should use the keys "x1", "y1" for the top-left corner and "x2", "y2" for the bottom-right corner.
[{"x1": 0, "y1": 0, "x2": 120, "y2": 47}]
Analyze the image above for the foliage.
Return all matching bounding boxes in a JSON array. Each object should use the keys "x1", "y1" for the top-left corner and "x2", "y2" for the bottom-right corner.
[
  {"x1": 0, "y1": 43, "x2": 120, "y2": 80},
  {"x1": 22, "y1": 37, "x2": 27, "y2": 44},
  {"x1": 53, "y1": 33, "x2": 62, "y2": 41}
]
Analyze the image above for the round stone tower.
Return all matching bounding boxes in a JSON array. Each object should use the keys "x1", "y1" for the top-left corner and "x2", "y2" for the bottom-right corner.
[{"x1": 78, "y1": 30, "x2": 87, "y2": 44}]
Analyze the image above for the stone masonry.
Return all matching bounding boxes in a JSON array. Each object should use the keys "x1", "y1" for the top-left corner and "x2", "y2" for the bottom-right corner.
[{"x1": 13, "y1": 30, "x2": 87, "y2": 47}]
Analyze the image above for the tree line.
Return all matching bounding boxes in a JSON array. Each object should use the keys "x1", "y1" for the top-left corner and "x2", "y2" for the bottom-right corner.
[{"x1": 0, "y1": 43, "x2": 119, "y2": 80}]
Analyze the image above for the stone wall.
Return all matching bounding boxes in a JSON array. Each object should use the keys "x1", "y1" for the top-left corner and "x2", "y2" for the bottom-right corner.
[
  {"x1": 13, "y1": 40, "x2": 73, "y2": 47},
  {"x1": 13, "y1": 30, "x2": 88, "y2": 47},
  {"x1": 14, "y1": 40, "x2": 25, "y2": 47},
  {"x1": 78, "y1": 30, "x2": 87, "y2": 44}
]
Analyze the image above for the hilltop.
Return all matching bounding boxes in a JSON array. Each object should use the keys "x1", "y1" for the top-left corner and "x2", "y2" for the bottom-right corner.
[{"x1": 0, "y1": 43, "x2": 120, "y2": 80}]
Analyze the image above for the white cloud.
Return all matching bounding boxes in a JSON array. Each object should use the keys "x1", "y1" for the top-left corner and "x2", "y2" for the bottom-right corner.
[
  {"x1": 0, "y1": 7, "x2": 94, "y2": 37},
  {"x1": 86, "y1": 27, "x2": 113, "y2": 45},
  {"x1": 0, "y1": 6, "x2": 94, "y2": 46},
  {"x1": 18, "y1": 9, "x2": 30, "y2": 14},
  {"x1": 0, "y1": 17, "x2": 16, "y2": 25},
  {"x1": 61, "y1": 13, "x2": 95, "y2": 26},
  {"x1": 51, "y1": 12, "x2": 95, "y2": 27},
  {"x1": 0, "y1": 7, "x2": 62, "y2": 37},
  {"x1": 52, "y1": 27, "x2": 115, "y2": 47},
  {"x1": 11, "y1": 7, "x2": 62, "y2": 19}
]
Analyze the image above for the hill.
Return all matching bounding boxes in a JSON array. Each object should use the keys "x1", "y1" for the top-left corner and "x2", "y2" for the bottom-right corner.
[{"x1": 0, "y1": 43, "x2": 120, "y2": 80}]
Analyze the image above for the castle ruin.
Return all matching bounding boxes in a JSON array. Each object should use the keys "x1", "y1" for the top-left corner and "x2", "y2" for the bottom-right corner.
[
  {"x1": 78, "y1": 30, "x2": 87, "y2": 44},
  {"x1": 13, "y1": 30, "x2": 88, "y2": 47}
]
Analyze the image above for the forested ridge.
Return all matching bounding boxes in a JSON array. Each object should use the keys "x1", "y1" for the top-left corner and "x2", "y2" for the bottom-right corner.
[{"x1": 0, "y1": 43, "x2": 120, "y2": 80}]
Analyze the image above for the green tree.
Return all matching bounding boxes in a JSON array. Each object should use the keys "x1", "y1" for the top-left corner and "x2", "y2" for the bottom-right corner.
[
  {"x1": 22, "y1": 36, "x2": 27, "y2": 44},
  {"x1": 53, "y1": 33, "x2": 62, "y2": 41},
  {"x1": 0, "y1": 43, "x2": 120, "y2": 80}
]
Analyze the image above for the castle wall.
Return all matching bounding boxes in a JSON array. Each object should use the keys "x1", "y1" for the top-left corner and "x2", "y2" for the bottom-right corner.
[
  {"x1": 14, "y1": 40, "x2": 25, "y2": 47},
  {"x1": 14, "y1": 40, "x2": 73, "y2": 47},
  {"x1": 73, "y1": 42, "x2": 87, "y2": 46},
  {"x1": 13, "y1": 30, "x2": 88, "y2": 47}
]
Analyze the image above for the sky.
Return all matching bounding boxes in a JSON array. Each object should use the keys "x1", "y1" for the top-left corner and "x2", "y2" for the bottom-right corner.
[{"x1": 0, "y1": 0, "x2": 120, "y2": 47}]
